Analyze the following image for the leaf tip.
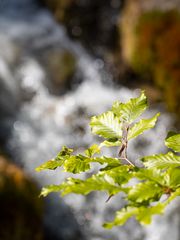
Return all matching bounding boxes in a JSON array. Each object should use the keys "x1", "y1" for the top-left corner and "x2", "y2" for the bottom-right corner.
[
  {"x1": 40, "y1": 187, "x2": 49, "y2": 197},
  {"x1": 35, "y1": 166, "x2": 42, "y2": 172},
  {"x1": 103, "y1": 222, "x2": 113, "y2": 229}
]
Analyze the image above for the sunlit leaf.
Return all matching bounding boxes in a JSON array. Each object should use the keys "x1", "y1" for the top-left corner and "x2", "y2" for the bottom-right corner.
[
  {"x1": 58, "y1": 174, "x2": 122, "y2": 196},
  {"x1": 63, "y1": 155, "x2": 90, "y2": 173},
  {"x1": 102, "y1": 165, "x2": 133, "y2": 185},
  {"x1": 36, "y1": 146, "x2": 73, "y2": 172},
  {"x1": 100, "y1": 139, "x2": 121, "y2": 148},
  {"x1": 65, "y1": 155, "x2": 121, "y2": 173},
  {"x1": 142, "y1": 152, "x2": 180, "y2": 169},
  {"x1": 136, "y1": 203, "x2": 165, "y2": 224},
  {"x1": 167, "y1": 168, "x2": 180, "y2": 189},
  {"x1": 40, "y1": 165, "x2": 133, "y2": 198},
  {"x1": 63, "y1": 155, "x2": 121, "y2": 174},
  {"x1": 84, "y1": 144, "x2": 100, "y2": 157},
  {"x1": 128, "y1": 181, "x2": 162, "y2": 203},
  {"x1": 112, "y1": 91, "x2": 147, "y2": 123},
  {"x1": 104, "y1": 203, "x2": 165, "y2": 228},
  {"x1": 40, "y1": 185, "x2": 63, "y2": 197},
  {"x1": 135, "y1": 168, "x2": 167, "y2": 186},
  {"x1": 93, "y1": 156, "x2": 120, "y2": 166},
  {"x1": 37, "y1": 91, "x2": 180, "y2": 229},
  {"x1": 104, "y1": 206, "x2": 139, "y2": 228},
  {"x1": 35, "y1": 159, "x2": 63, "y2": 172},
  {"x1": 128, "y1": 113, "x2": 160, "y2": 140},
  {"x1": 90, "y1": 111, "x2": 122, "y2": 139},
  {"x1": 165, "y1": 132, "x2": 180, "y2": 152}
]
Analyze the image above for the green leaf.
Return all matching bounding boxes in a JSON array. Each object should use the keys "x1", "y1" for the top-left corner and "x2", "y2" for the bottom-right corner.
[
  {"x1": 102, "y1": 165, "x2": 133, "y2": 185},
  {"x1": 92, "y1": 156, "x2": 121, "y2": 171},
  {"x1": 128, "y1": 181, "x2": 162, "y2": 203},
  {"x1": 63, "y1": 155, "x2": 90, "y2": 173},
  {"x1": 64, "y1": 155, "x2": 121, "y2": 174},
  {"x1": 90, "y1": 111, "x2": 122, "y2": 139},
  {"x1": 64, "y1": 155, "x2": 121, "y2": 173},
  {"x1": 37, "y1": 91, "x2": 180, "y2": 229},
  {"x1": 111, "y1": 100, "x2": 122, "y2": 117},
  {"x1": 37, "y1": 146, "x2": 121, "y2": 174},
  {"x1": 92, "y1": 156, "x2": 120, "y2": 166},
  {"x1": 128, "y1": 113, "x2": 160, "y2": 140},
  {"x1": 104, "y1": 207, "x2": 139, "y2": 228},
  {"x1": 142, "y1": 152, "x2": 180, "y2": 169},
  {"x1": 100, "y1": 139, "x2": 121, "y2": 148},
  {"x1": 167, "y1": 168, "x2": 180, "y2": 189},
  {"x1": 165, "y1": 132, "x2": 180, "y2": 152},
  {"x1": 41, "y1": 166, "x2": 132, "y2": 197},
  {"x1": 40, "y1": 185, "x2": 63, "y2": 197},
  {"x1": 112, "y1": 91, "x2": 147, "y2": 123},
  {"x1": 54, "y1": 146, "x2": 73, "y2": 160},
  {"x1": 59, "y1": 174, "x2": 122, "y2": 196},
  {"x1": 63, "y1": 154, "x2": 119, "y2": 174},
  {"x1": 104, "y1": 203, "x2": 165, "y2": 228},
  {"x1": 135, "y1": 168, "x2": 167, "y2": 186},
  {"x1": 84, "y1": 144, "x2": 100, "y2": 157},
  {"x1": 36, "y1": 146, "x2": 73, "y2": 172},
  {"x1": 35, "y1": 159, "x2": 63, "y2": 172},
  {"x1": 136, "y1": 203, "x2": 165, "y2": 224}
]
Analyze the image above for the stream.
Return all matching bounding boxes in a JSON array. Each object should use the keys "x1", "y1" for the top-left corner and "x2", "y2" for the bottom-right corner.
[{"x1": 0, "y1": 1, "x2": 179, "y2": 240}]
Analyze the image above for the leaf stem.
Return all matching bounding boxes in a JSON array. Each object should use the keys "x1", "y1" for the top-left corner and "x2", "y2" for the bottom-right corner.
[{"x1": 120, "y1": 157, "x2": 135, "y2": 167}]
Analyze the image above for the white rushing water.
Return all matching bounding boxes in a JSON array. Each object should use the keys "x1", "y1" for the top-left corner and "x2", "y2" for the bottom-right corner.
[{"x1": 0, "y1": 1, "x2": 179, "y2": 240}]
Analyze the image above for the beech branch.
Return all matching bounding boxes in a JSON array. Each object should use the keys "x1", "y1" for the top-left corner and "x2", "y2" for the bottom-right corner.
[{"x1": 118, "y1": 122, "x2": 135, "y2": 166}]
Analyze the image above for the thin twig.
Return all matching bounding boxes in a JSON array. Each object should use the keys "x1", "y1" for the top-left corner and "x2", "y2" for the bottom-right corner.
[
  {"x1": 120, "y1": 157, "x2": 135, "y2": 167},
  {"x1": 118, "y1": 122, "x2": 135, "y2": 167},
  {"x1": 105, "y1": 194, "x2": 114, "y2": 203}
]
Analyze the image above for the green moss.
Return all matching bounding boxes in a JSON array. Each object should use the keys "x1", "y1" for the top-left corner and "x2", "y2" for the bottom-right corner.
[
  {"x1": 132, "y1": 9, "x2": 180, "y2": 116},
  {"x1": 58, "y1": 51, "x2": 76, "y2": 81},
  {"x1": 45, "y1": 50, "x2": 76, "y2": 91}
]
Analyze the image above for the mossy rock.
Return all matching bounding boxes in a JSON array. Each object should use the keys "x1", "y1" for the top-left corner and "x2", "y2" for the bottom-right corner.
[
  {"x1": 40, "y1": 49, "x2": 77, "y2": 94},
  {"x1": 0, "y1": 156, "x2": 44, "y2": 240},
  {"x1": 132, "y1": 10, "x2": 180, "y2": 115},
  {"x1": 120, "y1": 1, "x2": 180, "y2": 117}
]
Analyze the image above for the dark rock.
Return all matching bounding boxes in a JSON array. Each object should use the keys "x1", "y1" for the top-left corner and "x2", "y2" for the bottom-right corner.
[
  {"x1": 120, "y1": 0, "x2": 180, "y2": 118},
  {"x1": 0, "y1": 155, "x2": 44, "y2": 240},
  {"x1": 38, "y1": 49, "x2": 77, "y2": 94},
  {"x1": 40, "y1": 0, "x2": 122, "y2": 55}
]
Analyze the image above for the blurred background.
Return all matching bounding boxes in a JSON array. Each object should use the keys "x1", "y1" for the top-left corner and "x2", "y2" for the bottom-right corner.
[{"x1": 0, "y1": 0, "x2": 179, "y2": 240}]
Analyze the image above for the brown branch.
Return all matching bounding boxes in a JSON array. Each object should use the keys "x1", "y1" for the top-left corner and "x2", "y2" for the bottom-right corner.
[
  {"x1": 105, "y1": 194, "x2": 114, "y2": 203},
  {"x1": 120, "y1": 157, "x2": 135, "y2": 167},
  {"x1": 118, "y1": 122, "x2": 135, "y2": 167}
]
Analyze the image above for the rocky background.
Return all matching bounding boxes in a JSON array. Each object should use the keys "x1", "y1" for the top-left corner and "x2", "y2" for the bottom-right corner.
[
  {"x1": 41, "y1": 0, "x2": 180, "y2": 121},
  {"x1": 0, "y1": 154, "x2": 44, "y2": 240}
]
